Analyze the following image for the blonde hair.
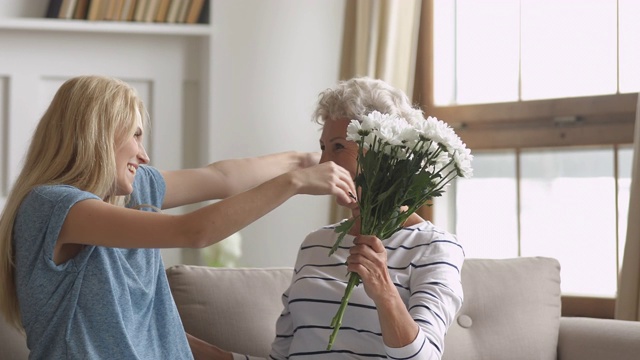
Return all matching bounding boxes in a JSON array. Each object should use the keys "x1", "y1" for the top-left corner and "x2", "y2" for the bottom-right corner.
[
  {"x1": 0, "y1": 75, "x2": 146, "y2": 331},
  {"x1": 312, "y1": 76, "x2": 425, "y2": 125}
]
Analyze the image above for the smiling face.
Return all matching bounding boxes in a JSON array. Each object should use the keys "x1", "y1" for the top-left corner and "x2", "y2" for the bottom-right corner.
[
  {"x1": 114, "y1": 109, "x2": 149, "y2": 195},
  {"x1": 319, "y1": 118, "x2": 359, "y2": 178}
]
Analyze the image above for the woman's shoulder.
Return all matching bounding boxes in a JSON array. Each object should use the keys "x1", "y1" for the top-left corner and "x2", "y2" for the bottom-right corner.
[
  {"x1": 18, "y1": 185, "x2": 99, "y2": 216},
  {"x1": 398, "y1": 221, "x2": 456, "y2": 240},
  {"x1": 26, "y1": 184, "x2": 98, "y2": 204},
  {"x1": 306, "y1": 219, "x2": 354, "y2": 239},
  {"x1": 300, "y1": 220, "x2": 353, "y2": 248},
  {"x1": 128, "y1": 165, "x2": 166, "y2": 208},
  {"x1": 16, "y1": 185, "x2": 100, "y2": 233},
  {"x1": 389, "y1": 221, "x2": 464, "y2": 256}
]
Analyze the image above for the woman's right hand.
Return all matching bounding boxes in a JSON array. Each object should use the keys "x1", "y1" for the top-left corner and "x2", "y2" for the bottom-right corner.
[{"x1": 290, "y1": 161, "x2": 357, "y2": 208}]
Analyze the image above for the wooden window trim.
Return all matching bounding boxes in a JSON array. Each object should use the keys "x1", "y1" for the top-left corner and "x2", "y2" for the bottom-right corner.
[
  {"x1": 561, "y1": 296, "x2": 616, "y2": 319},
  {"x1": 424, "y1": 95, "x2": 636, "y2": 150}
]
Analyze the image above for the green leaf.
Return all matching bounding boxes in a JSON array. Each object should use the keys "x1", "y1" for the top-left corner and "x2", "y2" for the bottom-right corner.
[
  {"x1": 375, "y1": 180, "x2": 402, "y2": 203},
  {"x1": 329, "y1": 218, "x2": 356, "y2": 256}
]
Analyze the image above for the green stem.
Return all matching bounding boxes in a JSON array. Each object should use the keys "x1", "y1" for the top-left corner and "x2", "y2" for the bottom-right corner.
[{"x1": 327, "y1": 272, "x2": 361, "y2": 350}]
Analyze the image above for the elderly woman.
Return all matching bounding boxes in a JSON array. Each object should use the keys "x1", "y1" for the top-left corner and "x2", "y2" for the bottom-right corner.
[{"x1": 201, "y1": 77, "x2": 464, "y2": 360}]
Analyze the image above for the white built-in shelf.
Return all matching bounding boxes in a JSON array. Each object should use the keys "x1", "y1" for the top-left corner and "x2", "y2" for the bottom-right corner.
[{"x1": 0, "y1": 18, "x2": 210, "y2": 36}]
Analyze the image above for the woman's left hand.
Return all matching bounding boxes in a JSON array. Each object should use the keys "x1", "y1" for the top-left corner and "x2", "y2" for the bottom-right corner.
[{"x1": 347, "y1": 235, "x2": 395, "y2": 304}]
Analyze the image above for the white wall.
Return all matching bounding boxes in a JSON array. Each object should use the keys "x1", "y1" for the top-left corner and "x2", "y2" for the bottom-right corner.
[
  {"x1": 209, "y1": 0, "x2": 346, "y2": 267},
  {"x1": 0, "y1": 22, "x2": 207, "y2": 268}
]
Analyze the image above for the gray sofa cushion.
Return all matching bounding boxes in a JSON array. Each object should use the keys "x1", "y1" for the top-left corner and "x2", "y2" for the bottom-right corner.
[
  {"x1": 166, "y1": 266, "x2": 293, "y2": 357},
  {"x1": 166, "y1": 257, "x2": 562, "y2": 359},
  {"x1": 443, "y1": 257, "x2": 561, "y2": 360},
  {"x1": 0, "y1": 317, "x2": 29, "y2": 359}
]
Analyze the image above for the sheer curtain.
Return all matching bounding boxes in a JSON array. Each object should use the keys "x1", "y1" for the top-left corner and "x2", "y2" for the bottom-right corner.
[
  {"x1": 616, "y1": 93, "x2": 640, "y2": 321},
  {"x1": 331, "y1": 0, "x2": 422, "y2": 223}
]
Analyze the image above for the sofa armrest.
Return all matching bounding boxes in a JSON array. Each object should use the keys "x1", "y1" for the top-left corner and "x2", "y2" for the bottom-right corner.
[{"x1": 558, "y1": 317, "x2": 640, "y2": 360}]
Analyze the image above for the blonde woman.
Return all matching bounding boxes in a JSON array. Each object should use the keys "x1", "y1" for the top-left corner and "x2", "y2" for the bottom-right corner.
[{"x1": 0, "y1": 75, "x2": 356, "y2": 359}]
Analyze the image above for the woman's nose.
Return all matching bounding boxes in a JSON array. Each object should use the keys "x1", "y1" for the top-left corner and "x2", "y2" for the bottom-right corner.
[{"x1": 138, "y1": 143, "x2": 150, "y2": 164}]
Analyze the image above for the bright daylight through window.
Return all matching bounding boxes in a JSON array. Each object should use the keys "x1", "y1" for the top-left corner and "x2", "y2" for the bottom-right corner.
[{"x1": 430, "y1": 0, "x2": 640, "y2": 298}]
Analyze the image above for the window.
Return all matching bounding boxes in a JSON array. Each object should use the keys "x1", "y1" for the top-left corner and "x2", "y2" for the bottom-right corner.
[
  {"x1": 438, "y1": 145, "x2": 633, "y2": 297},
  {"x1": 432, "y1": 0, "x2": 639, "y2": 106},
  {"x1": 415, "y1": 0, "x2": 640, "y2": 301}
]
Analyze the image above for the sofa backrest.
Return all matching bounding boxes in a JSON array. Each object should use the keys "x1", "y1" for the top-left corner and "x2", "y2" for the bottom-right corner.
[{"x1": 166, "y1": 257, "x2": 562, "y2": 359}]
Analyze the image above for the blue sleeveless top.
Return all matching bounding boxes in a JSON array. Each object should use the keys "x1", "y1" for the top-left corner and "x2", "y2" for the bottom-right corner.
[{"x1": 13, "y1": 165, "x2": 193, "y2": 359}]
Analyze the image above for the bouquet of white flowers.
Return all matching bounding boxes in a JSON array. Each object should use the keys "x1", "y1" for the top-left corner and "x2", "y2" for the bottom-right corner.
[{"x1": 327, "y1": 111, "x2": 473, "y2": 349}]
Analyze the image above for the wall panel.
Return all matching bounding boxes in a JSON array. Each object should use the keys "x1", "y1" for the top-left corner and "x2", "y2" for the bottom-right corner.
[
  {"x1": 0, "y1": 76, "x2": 7, "y2": 199},
  {"x1": 0, "y1": 30, "x2": 202, "y2": 266}
]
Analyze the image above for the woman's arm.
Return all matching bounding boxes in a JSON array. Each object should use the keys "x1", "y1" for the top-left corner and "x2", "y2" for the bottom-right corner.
[
  {"x1": 56, "y1": 161, "x2": 355, "y2": 251},
  {"x1": 349, "y1": 233, "x2": 464, "y2": 359},
  {"x1": 161, "y1": 151, "x2": 319, "y2": 209}
]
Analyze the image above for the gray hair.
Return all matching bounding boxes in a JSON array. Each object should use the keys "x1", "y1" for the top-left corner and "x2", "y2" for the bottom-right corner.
[{"x1": 311, "y1": 77, "x2": 425, "y2": 124}]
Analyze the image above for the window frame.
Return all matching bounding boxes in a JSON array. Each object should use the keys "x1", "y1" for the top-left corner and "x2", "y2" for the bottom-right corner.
[{"x1": 414, "y1": 0, "x2": 637, "y2": 151}]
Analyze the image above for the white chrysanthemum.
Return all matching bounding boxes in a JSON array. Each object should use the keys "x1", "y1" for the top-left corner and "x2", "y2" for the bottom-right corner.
[
  {"x1": 411, "y1": 116, "x2": 473, "y2": 178},
  {"x1": 367, "y1": 113, "x2": 406, "y2": 147},
  {"x1": 346, "y1": 120, "x2": 362, "y2": 142},
  {"x1": 436, "y1": 151, "x2": 453, "y2": 172},
  {"x1": 361, "y1": 111, "x2": 383, "y2": 132},
  {"x1": 399, "y1": 126, "x2": 420, "y2": 148},
  {"x1": 347, "y1": 111, "x2": 472, "y2": 177},
  {"x1": 453, "y1": 147, "x2": 474, "y2": 177}
]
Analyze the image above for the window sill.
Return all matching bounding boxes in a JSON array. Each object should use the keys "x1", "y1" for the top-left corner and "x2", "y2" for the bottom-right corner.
[{"x1": 562, "y1": 295, "x2": 615, "y2": 319}]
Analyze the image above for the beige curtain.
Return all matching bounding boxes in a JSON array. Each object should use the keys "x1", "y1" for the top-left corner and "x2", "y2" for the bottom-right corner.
[
  {"x1": 331, "y1": 0, "x2": 422, "y2": 223},
  {"x1": 616, "y1": 93, "x2": 640, "y2": 321}
]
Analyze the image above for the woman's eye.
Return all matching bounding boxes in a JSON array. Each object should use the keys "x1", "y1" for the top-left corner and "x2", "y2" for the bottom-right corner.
[{"x1": 334, "y1": 143, "x2": 345, "y2": 150}]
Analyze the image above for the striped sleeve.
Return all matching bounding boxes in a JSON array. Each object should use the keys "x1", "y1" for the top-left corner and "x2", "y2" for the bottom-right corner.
[
  {"x1": 384, "y1": 330, "x2": 432, "y2": 359},
  {"x1": 399, "y1": 235, "x2": 464, "y2": 359},
  {"x1": 268, "y1": 282, "x2": 295, "y2": 359}
]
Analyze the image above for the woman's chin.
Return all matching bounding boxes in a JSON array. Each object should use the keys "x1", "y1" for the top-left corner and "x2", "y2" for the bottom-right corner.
[{"x1": 115, "y1": 184, "x2": 134, "y2": 196}]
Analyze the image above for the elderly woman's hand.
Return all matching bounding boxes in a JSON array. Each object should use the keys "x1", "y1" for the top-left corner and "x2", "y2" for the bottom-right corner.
[{"x1": 346, "y1": 235, "x2": 395, "y2": 304}]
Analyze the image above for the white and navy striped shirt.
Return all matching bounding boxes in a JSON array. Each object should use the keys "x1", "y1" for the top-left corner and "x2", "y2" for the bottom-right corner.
[{"x1": 234, "y1": 220, "x2": 464, "y2": 360}]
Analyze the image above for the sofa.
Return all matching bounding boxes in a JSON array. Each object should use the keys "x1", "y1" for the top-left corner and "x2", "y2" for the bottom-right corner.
[
  {"x1": 2, "y1": 257, "x2": 640, "y2": 359},
  {"x1": 168, "y1": 257, "x2": 640, "y2": 360}
]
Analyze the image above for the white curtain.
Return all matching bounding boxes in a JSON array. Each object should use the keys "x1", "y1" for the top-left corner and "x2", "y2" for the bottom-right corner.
[
  {"x1": 340, "y1": 0, "x2": 422, "y2": 94},
  {"x1": 616, "y1": 93, "x2": 640, "y2": 321},
  {"x1": 332, "y1": 0, "x2": 422, "y2": 223}
]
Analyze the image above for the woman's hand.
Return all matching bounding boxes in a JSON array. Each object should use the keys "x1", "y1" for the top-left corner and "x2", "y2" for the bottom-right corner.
[
  {"x1": 291, "y1": 161, "x2": 357, "y2": 209},
  {"x1": 346, "y1": 235, "x2": 395, "y2": 304},
  {"x1": 299, "y1": 151, "x2": 321, "y2": 168},
  {"x1": 187, "y1": 333, "x2": 233, "y2": 360},
  {"x1": 346, "y1": 236, "x2": 420, "y2": 348}
]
